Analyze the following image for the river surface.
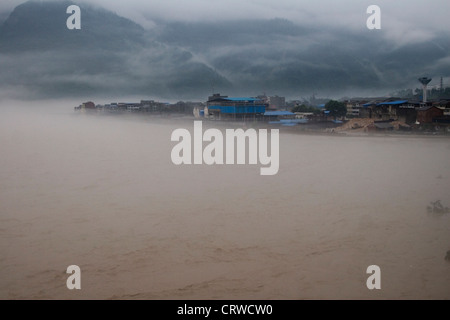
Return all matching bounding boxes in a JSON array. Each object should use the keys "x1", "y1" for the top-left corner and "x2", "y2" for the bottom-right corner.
[{"x1": 1, "y1": 100, "x2": 449, "y2": 299}]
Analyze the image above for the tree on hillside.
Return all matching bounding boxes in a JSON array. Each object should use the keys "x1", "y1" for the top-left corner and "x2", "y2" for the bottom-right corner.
[{"x1": 325, "y1": 100, "x2": 347, "y2": 119}]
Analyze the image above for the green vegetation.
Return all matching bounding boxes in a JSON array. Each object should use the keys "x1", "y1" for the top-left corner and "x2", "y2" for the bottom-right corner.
[
  {"x1": 291, "y1": 104, "x2": 321, "y2": 114},
  {"x1": 325, "y1": 100, "x2": 347, "y2": 118}
]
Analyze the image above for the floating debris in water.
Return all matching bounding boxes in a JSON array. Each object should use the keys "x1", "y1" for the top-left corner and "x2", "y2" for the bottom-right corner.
[
  {"x1": 445, "y1": 251, "x2": 450, "y2": 262},
  {"x1": 427, "y1": 200, "x2": 449, "y2": 216}
]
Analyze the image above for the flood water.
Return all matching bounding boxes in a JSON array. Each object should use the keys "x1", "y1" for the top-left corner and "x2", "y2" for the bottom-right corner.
[{"x1": 1, "y1": 100, "x2": 449, "y2": 299}]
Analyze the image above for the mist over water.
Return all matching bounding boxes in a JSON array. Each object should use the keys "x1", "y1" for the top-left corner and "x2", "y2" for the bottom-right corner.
[{"x1": 1, "y1": 100, "x2": 449, "y2": 299}]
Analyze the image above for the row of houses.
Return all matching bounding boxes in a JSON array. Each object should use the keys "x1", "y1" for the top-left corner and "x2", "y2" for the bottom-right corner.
[
  {"x1": 201, "y1": 94, "x2": 450, "y2": 125},
  {"x1": 76, "y1": 94, "x2": 450, "y2": 128},
  {"x1": 75, "y1": 100, "x2": 205, "y2": 114},
  {"x1": 76, "y1": 93, "x2": 289, "y2": 116},
  {"x1": 344, "y1": 98, "x2": 450, "y2": 124},
  {"x1": 198, "y1": 94, "x2": 328, "y2": 126}
]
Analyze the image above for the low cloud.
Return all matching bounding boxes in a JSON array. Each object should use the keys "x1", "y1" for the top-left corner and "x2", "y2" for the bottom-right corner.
[{"x1": 1, "y1": 0, "x2": 449, "y2": 100}]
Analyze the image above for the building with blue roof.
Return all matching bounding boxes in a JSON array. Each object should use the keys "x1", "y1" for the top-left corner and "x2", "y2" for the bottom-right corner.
[
  {"x1": 206, "y1": 93, "x2": 268, "y2": 120},
  {"x1": 376, "y1": 100, "x2": 409, "y2": 106},
  {"x1": 264, "y1": 111, "x2": 295, "y2": 116},
  {"x1": 358, "y1": 99, "x2": 419, "y2": 123}
]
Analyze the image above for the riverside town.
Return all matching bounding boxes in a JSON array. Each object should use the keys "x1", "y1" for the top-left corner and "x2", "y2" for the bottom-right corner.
[{"x1": 75, "y1": 78, "x2": 450, "y2": 135}]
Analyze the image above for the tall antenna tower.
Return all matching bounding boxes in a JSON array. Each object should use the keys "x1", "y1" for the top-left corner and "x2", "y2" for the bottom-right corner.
[{"x1": 418, "y1": 77, "x2": 432, "y2": 103}]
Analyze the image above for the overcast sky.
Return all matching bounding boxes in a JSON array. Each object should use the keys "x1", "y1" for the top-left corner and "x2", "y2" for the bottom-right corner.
[
  {"x1": 1, "y1": 0, "x2": 449, "y2": 98},
  {"x1": 1, "y1": 0, "x2": 450, "y2": 43}
]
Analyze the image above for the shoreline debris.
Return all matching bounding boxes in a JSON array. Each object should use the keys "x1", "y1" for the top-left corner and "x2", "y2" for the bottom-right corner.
[{"x1": 427, "y1": 200, "x2": 450, "y2": 216}]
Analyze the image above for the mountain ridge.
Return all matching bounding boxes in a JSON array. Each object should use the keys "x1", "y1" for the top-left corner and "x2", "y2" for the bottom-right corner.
[
  {"x1": 0, "y1": 0, "x2": 449, "y2": 100},
  {"x1": 0, "y1": 0, "x2": 231, "y2": 99}
]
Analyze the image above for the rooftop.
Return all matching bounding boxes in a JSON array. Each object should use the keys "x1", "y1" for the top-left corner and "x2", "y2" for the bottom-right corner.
[
  {"x1": 377, "y1": 100, "x2": 409, "y2": 106},
  {"x1": 209, "y1": 96, "x2": 260, "y2": 102},
  {"x1": 224, "y1": 97, "x2": 259, "y2": 102},
  {"x1": 264, "y1": 111, "x2": 295, "y2": 116},
  {"x1": 417, "y1": 106, "x2": 440, "y2": 111}
]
